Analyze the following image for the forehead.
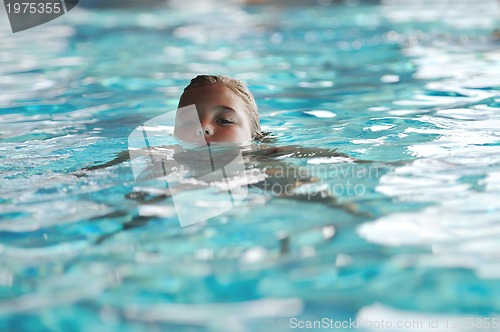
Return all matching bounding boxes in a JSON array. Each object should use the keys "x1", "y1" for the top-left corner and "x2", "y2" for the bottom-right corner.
[{"x1": 179, "y1": 84, "x2": 246, "y2": 110}]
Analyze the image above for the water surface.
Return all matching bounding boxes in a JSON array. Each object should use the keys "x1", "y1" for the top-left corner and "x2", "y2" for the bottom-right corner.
[{"x1": 1, "y1": 1, "x2": 500, "y2": 331}]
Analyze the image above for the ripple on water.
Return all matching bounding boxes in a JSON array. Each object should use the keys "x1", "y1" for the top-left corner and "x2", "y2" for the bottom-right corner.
[{"x1": 0, "y1": 201, "x2": 114, "y2": 233}]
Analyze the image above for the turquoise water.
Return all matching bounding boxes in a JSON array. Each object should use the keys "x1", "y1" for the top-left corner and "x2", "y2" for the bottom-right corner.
[{"x1": 1, "y1": 1, "x2": 500, "y2": 331}]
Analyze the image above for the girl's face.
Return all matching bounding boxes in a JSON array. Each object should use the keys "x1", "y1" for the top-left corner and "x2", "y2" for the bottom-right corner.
[{"x1": 174, "y1": 84, "x2": 253, "y2": 145}]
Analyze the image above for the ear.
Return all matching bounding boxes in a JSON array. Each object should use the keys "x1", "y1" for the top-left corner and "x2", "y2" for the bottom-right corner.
[{"x1": 253, "y1": 131, "x2": 264, "y2": 140}]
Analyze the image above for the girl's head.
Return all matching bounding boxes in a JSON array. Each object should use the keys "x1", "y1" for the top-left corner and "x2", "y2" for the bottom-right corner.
[{"x1": 174, "y1": 75, "x2": 262, "y2": 145}]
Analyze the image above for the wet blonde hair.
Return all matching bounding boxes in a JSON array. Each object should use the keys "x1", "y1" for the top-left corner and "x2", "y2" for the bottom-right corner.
[{"x1": 180, "y1": 75, "x2": 262, "y2": 139}]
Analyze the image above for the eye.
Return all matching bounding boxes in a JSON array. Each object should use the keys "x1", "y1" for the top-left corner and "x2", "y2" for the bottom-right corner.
[{"x1": 216, "y1": 119, "x2": 234, "y2": 125}]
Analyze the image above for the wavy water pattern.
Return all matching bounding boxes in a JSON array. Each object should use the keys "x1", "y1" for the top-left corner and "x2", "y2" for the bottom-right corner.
[{"x1": 0, "y1": 1, "x2": 500, "y2": 331}]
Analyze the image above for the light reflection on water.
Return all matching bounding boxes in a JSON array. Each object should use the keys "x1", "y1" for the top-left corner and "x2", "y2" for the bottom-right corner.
[{"x1": 0, "y1": 0, "x2": 500, "y2": 330}]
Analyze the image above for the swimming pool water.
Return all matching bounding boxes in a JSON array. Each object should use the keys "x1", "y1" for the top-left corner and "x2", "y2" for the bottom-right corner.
[{"x1": 1, "y1": 0, "x2": 500, "y2": 331}]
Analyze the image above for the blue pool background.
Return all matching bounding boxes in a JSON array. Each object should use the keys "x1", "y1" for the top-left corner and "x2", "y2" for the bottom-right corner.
[{"x1": 1, "y1": 0, "x2": 500, "y2": 331}]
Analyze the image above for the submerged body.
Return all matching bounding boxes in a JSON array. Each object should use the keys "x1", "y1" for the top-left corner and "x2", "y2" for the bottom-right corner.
[{"x1": 83, "y1": 142, "x2": 371, "y2": 217}]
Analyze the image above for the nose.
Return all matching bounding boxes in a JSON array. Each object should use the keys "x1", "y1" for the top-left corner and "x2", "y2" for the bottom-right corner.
[{"x1": 197, "y1": 123, "x2": 213, "y2": 137}]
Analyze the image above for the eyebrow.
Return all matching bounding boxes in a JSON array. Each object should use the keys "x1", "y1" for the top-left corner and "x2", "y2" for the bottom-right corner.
[{"x1": 214, "y1": 106, "x2": 236, "y2": 113}]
